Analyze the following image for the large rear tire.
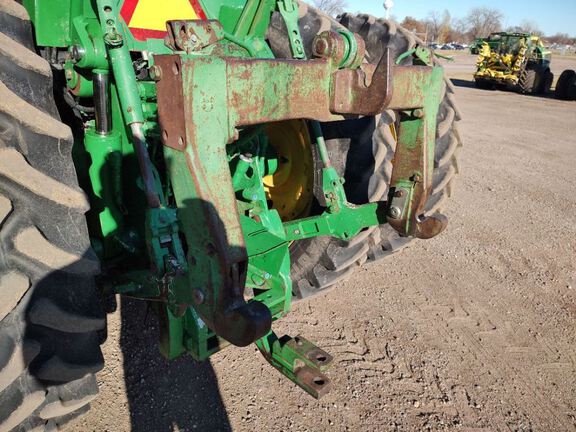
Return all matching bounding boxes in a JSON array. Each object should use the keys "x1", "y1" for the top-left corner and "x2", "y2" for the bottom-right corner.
[
  {"x1": 555, "y1": 69, "x2": 576, "y2": 101},
  {"x1": 538, "y1": 68, "x2": 553, "y2": 95},
  {"x1": 518, "y1": 64, "x2": 539, "y2": 94},
  {"x1": 268, "y1": 8, "x2": 462, "y2": 299},
  {"x1": 0, "y1": 2, "x2": 104, "y2": 431}
]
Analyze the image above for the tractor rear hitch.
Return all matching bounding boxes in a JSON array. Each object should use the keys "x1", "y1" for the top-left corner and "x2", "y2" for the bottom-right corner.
[
  {"x1": 153, "y1": 25, "x2": 401, "y2": 348},
  {"x1": 93, "y1": 10, "x2": 450, "y2": 396},
  {"x1": 38, "y1": 0, "x2": 457, "y2": 403},
  {"x1": 153, "y1": 24, "x2": 448, "y2": 351},
  {"x1": 256, "y1": 333, "x2": 333, "y2": 399}
]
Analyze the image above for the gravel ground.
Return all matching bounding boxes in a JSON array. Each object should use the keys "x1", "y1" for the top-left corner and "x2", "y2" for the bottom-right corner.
[{"x1": 68, "y1": 54, "x2": 576, "y2": 432}]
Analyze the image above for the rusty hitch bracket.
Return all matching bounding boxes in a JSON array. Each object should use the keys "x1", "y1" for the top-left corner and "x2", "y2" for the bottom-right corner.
[
  {"x1": 154, "y1": 31, "x2": 394, "y2": 347},
  {"x1": 155, "y1": 23, "x2": 447, "y2": 347},
  {"x1": 386, "y1": 65, "x2": 448, "y2": 239}
]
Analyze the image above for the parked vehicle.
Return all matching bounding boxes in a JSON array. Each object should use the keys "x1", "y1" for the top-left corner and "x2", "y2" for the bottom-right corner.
[{"x1": 474, "y1": 32, "x2": 553, "y2": 94}]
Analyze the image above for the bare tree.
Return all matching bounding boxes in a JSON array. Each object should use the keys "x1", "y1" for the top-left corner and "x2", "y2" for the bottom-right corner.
[
  {"x1": 439, "y1": 10, "x2": 451, "y2": 42},
  {"x1": 401, "y1": 16, "x2": 426, "y2": 35},
  {"x1": 506, "y1": 20, "x2": 542, "y2": 36},
  {"x1": 452, "y1": 18, "x2": 471, "y2": 43},
  {"x1": 426, "y1": 11, "x2": 443, "y2": 42},
  {"x1": 313, "y1": 0, "x2": 348, "y2": 17},
  {"x1": 465, "y1": 7, "x2": 504, "y2": 38},
  {"x1": 426, "y1": 10, "x2": 451, "y2": 43},
  {"x1": 547, "y1": 33, "x2": 576, "y2": 45}
]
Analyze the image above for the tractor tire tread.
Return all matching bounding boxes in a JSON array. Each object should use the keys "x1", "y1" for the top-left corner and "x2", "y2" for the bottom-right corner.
[
  {"x1": 284, "y1": 10, "x2": 461, "y2": 299},
  {"x1": 518, "y1": 64, "x2": 539, "y2": 94},
  {"x1": 0, "y1": 2, "x2": 104, "y2": 431}
]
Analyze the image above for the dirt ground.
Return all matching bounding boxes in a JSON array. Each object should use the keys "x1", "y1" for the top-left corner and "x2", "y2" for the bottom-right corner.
[{"x1": 68, "y1": 54, "x2": 576, "y2": 432}]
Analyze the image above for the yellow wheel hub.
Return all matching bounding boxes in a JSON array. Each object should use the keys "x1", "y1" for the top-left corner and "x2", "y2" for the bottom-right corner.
[{"x1": 263, "y1": 120, "x2": 313, "y2": 221}]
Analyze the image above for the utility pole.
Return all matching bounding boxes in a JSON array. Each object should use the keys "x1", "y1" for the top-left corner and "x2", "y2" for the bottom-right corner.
[{"x1": 383, "y1": 0, "x2": 394, "y2": 20}]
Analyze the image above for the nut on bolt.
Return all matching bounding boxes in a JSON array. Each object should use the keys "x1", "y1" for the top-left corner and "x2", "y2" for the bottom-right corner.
[
  {"x1": 69, "y1": 45, "x2": 85, "y2": 63},
  {"x1": 148, "y1": 65, "x2": 163, "y2": 81},
  {"x1": 388, "y1": 206, "x2": 402, "y2": 219},
  {"x1": 312, "y1": 31, "x2": 346, "y2": 66},
  {"x1": 413, "y1": 108, "x2": 424, "y2": 119},
  {"x1": 412, "y1": 173, "x2": 422, "y2": 183},
  {"x1": 313, "y1": 37, "x2": 329, "y2": 57}
]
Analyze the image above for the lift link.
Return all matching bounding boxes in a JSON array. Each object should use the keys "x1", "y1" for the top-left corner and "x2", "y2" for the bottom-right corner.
[
  {"x1": 252, "y1": 21, "x2": 369, "y2": 394},
  {"x1": 277, "y1": 0, "x2": 305, "y2": 59},
  {"x1": 95, "y1": 0, "x2": 161, "y2": 209}
]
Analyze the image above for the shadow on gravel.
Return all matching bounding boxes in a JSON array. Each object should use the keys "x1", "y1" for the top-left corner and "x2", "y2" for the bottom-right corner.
[
  {"x1": 450, "y1": 77, "x2": 559, "y2": 99},
  {"x1": 450, "y1": 78, "x2": 475, "y2": 88},
  {"x1": 119, "y1": 297, "x2": 232, "y2": 432}
]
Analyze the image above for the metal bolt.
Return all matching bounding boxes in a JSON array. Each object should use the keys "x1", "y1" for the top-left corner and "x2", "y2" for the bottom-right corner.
[
  {"x1": 70, "y1": 45, "x2": 85, "y2": 63},
  {"x1": 192, "y1": 289, "x2": 205, "y2": 305},
  {"x1": 148, "y1": 65, "x2": 162, "y2": 81},
  {"x1": 240, "y1": 154, "x2": 253, "y2": 163},
  {"x1": 388, "y1": 206, "x2": 402, "y2": 219},
  {"x1": 264, "y1": 273, "x2": 271, "y2": 280},
  {"x1": 251, "y1": 194, "x2": 258, "y2": 201},
  {"x1": 412, "y1": 173, "x2": 422, "y2": 183},
  {"x1": 394, "y1": 189, "x2": 406, "y2": 198},
  {"x1": 190, "y1": 34, "x2": 198, "y2": 44},
  {"x1": 413, "y1": 108, "x2": 424, "y2": 119},
  {"x1": 294, "y1": 229, "x2": 300, "y2": 235},
  {"x1": 313, "y1": 37, "x2": 329, "y2": 57}
]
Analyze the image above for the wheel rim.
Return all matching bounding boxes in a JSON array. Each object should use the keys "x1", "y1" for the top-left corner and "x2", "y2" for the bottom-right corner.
[{"x1": 263, "y1": 120, "x2": 314, "y2": 221}]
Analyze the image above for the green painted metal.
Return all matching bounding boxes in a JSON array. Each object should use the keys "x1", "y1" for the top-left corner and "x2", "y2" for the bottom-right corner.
[
  {"x1": 96, "y1": 0, "x2": 144, "y2": 124},
  {"x1": 256, "y1": 333, "x2": 333, "y2": 398},
  {"x1": 277, "y1": 0, "x2": 305, "y2": 59},
  {"x1": 22, "y1": 0, "x2": 447, "y2": 396},
  {"x1": 84, "y1": 129, "x2": 123, "y2": 239},
  {"x1": 284, "y1": 167, "x2": 385, "y2": 241},
  {"x1": 22, "y1": 0, "x2": 72, "y2": 47}
]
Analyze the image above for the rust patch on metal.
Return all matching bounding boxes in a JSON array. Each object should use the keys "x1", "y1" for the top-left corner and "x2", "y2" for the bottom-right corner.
[
  {"x1": 387, "y1": 66, "x2": 431, "y2": 109},
  {"x1": 387, "y1": 111, "x2": 448, "y2": 239},
  {"x1": 155, "y1": 55, "x2": 187, "y2": 151},
  {"x1": 312, "y1": 31, "x2": 347, "y2": 66},
  {"x1": 414, "y1": 213, "x2": 448, "y2": 239},
  {"x1": 165, "y1": 20, "x2": 223, "y2": 53},
  {"x1": 295, "y1": 366, "x2": 332, "y2": 399},
  {"x1": 226, "y1": 57, "x2": 337, "y2": 125},
  {"x1": 331, "y1": 48, "x2": 393, "y2": 115}
]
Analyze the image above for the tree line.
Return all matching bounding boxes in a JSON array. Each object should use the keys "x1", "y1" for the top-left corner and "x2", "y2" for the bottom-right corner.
[
  {"x1": 400, "y1": 8, "x2": 575, "y2": 44},
  {"x1": 312, "y1": 1, "x2": 575, "y2": 45}
]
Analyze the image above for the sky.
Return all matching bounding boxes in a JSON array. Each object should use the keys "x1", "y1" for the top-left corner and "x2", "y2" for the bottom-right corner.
[{"x1": 346, "y1": 0, "x2": 575, "y2": 36}]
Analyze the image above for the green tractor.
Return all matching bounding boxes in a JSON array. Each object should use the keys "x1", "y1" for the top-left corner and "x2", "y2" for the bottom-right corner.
[
  {"x1": 555, "y1": 69, "x2": 576, "y2": 100},
  {"x1": 469, "y1": 36, "x2": 486, "y2": 55},
  {"x1": 0, "y1": 1, "x2": 461, "y2": 429},
  {"x1": 474, "y1": 32, "x2": 553, "y2": 94}
]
